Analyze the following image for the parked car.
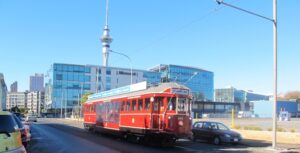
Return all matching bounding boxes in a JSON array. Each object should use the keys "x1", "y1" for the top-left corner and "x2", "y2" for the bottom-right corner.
[
  {"x1": 0, "y1": 111, "x2": 27, "y2": 153},
  {"x1": 25, "y1": 115, "x2": 37, "y2": 122},
  {"x1": 13, "y1": 112, "x2": 25, "y2": 121},
  {"x1": 12, "y1": 114, "x2": 31, "y2": 148},
  {"x1": 192, "y1": 121, "x2": 242, "y2": 145}
]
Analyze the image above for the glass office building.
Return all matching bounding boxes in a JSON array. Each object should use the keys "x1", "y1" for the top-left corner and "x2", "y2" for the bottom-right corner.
[
  {"x1": 215, "y1": 87, "x2": 269, "y2": 103},
  {"x1": 150, "y1": 64, "x2": 214, "y2": 101},
  {"x1": 45, "y1": 63, "x2": 161, "y2": 113}
]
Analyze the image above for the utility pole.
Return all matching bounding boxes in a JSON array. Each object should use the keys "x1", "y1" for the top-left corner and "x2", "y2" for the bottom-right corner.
[
  {"x1": 272, "y1": 0, "x2": 277, "y2": 148},
  {"x1": 215, "y1": 0, "x2": 278, "y2": 148}
]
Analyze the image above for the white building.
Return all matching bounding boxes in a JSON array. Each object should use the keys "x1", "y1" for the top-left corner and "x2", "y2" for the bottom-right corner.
[
  {"x1": 6, "y1": 92, "x2": 27, "y2": 109},
  {"x1": 27, "y1": 91, "x2": 44, "y2": 115}
]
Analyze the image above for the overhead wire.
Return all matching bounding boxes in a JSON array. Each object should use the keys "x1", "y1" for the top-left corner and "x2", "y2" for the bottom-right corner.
[{"x1": 108, "y1": 0, "x2": 239, "y2": 67}]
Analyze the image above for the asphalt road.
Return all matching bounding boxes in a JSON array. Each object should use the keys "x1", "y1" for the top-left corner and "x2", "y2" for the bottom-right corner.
[{"x1": 26, "y1": 119, "x2": 296, "y2": 153}]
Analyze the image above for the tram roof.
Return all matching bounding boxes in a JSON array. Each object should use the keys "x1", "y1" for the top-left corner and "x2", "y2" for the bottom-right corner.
[{"x1": 86, "y1": 82, "x2": 190, "y2": 104}]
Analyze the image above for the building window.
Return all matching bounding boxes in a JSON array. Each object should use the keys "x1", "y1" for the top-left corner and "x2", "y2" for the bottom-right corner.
[
  {"x1": 106, "y1": 70, "x2": 111, "y2": 75},
  {"x1": 84, "y1": 76, "x2": 91, "y2": 82},
  {"x1": 85, "y1": 67, "x2": 91, "y2": 73},
  {"x1": 56, "y1": 74, "x2": 63, "y2": 80}
]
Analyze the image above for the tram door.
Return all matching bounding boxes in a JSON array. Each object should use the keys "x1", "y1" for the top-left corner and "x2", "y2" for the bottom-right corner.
[{"x1": 151, "y1": 97, "x2": 163, "y2": 129}]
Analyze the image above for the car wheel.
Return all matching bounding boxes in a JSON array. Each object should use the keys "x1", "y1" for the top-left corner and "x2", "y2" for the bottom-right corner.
[{"x1": 213, "y1": 137, "x2": 221, "y2": 145}]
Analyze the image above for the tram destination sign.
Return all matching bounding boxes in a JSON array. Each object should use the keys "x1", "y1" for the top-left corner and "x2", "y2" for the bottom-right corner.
[
  {"x1": 88, "y1": 81, "x2": 147, "y2": 101},
  {"x1": 171, "y1": 88, "x2": 189, "y2": 95}
]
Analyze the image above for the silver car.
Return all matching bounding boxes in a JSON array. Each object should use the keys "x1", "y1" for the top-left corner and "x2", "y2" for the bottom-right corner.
[{"x1": 25, "y1": 116, "x2": 37, "y2": 122}]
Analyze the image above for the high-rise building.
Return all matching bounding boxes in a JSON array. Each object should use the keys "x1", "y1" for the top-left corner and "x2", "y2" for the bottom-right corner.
[
  {"x1": 150, "y1": 64, "x2": 214, "y2": 101},
  {"x1": 30, "y1": 73, "x2": 44, "y2": 92},
  {"x1": 10, "y1": 81, "x2": 18, "y2": 92},
  {"x1": 44, "y1": 63, "x2": 161, "y2": 113},
  {"x1": 6, "y1": 92, "x2": 27, "y2": 109},
  {"x1": 0, "y1": 73, "x2": 8, "y2": 111},
  {"x1": 214, "y1": 87, "x2": 269, "y2": 103}
]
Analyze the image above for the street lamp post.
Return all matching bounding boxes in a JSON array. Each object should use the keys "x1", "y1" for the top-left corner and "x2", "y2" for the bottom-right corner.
[
  {"x1": 216, "y1": 0, "x2": 277, "y2": 149},
  {"x1": 109, "y1": 50, "x2": 133, "y2": 84}
]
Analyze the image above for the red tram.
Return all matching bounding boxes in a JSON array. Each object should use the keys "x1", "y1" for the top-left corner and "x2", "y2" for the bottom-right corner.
[{"x1": 83, "y1": 82, "x2": 192, "y2": 145}]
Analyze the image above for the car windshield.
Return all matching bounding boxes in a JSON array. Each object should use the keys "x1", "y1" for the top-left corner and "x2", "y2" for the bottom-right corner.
[
  {"x1": 0, "y1": 115, "x2": 18, "y2": 133},
  {"x1": 217, "y1": 123, "x2": 230, "y2": 131}
]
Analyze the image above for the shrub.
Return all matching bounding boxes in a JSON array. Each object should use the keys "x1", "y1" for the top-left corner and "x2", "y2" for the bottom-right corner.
[
  {"x1": 234, "y1": 125, "x2": 242, "y2": 130},
  {"x1": 290, "y1": 129, "x2": 296, "y2": 133},
  {"x1": 267, "y1": 128, "x2": 272, "y2": 131},
  {"x1": 277, "y1": 127, "x2": 286, "y2": 132}
]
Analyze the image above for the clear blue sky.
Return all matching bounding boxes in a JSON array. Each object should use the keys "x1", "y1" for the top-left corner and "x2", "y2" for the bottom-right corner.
[{"x1": 0, "y1": 0, "x2": 299, "y2": 94}]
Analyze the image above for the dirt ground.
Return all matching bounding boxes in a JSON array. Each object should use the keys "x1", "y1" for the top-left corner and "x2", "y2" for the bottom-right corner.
[{"x1": 195, "y1": 118, "x2": 300, "y2": 144}]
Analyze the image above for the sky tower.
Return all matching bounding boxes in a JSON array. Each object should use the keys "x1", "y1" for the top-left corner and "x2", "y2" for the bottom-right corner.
[{"x1": 101, "y1": 0, "x2": 112, "y2": 67}]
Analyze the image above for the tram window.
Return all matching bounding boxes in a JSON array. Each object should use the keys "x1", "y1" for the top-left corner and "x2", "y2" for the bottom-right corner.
[
  {"x1": 109, "y1": 102, "x2": 113, "y2": 112},
  {"x1": 115, "y1": 102, "x2": 120, "y2": 113},
  {"x1": 154, "y1": 97, "x2": 163, "y2": 111},
  {"x1": 178, "y1": 98, "x2": 187, "y2": 112},
  {"x1": 153, "y1": 101, "x2": 159, "y2": 111},
  {"x1": 126, "y1": 101, "x2": 130, "y2": 111},
  {"x1": 92, "y1": 105, "x2": 95, "y2": 112},
  {"x1": 121, "y1": 101, "x2": 125, "y2": 111},
  {"x1": 132, "y1": 100, "x2": 137, "y2": 111},
  {"x1": 145, "y1": 98, "x2": 150, "y2": 110},
  {"x1": 158, "y1": 97, "x2": 164, "y2": 111},
  {"x1": 90, "y1": 105, "x2": 93, "y2": 112},
  {"x1": 138, "y1": 99, "x2": 143, "y2": 111},
  {"x1": 167, "y1": 97, "x2": 176, "y2": 111}
]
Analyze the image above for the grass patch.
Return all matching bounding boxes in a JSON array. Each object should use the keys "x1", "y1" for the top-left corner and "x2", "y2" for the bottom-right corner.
[
  {"x1": 243, "y1": 126, "x2": 262, "y2": 131},
  {"x1": 267, "y1": 127, "x2": 288, "y2": 132},
  {"x1": 234, "y1": 125, "x2": 242, "y2": 130}
]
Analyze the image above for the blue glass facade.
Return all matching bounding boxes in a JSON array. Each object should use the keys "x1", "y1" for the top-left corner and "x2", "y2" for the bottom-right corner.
[
  {"x1": 45, "y1": 63, "x2": 161, "y2": 111},
  {"x1": 48, "y1": 63, "x2": 91, "y2": 109},
  {"x1": 150, "y1": 64, "x2": 214, "y2": 101}
]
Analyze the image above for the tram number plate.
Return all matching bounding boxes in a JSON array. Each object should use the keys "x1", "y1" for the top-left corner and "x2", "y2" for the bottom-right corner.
[{"x1": 234, "y1": 138, "x2": 238, "y2": 142}]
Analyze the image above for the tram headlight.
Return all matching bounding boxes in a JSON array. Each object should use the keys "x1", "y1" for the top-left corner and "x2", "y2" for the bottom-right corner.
[
  {"x1": 168, "y1": 116, "x2": 171, "y2": 119},
  {"x1": 178, "y1": 120, "x2": 184, "y2": 126}
]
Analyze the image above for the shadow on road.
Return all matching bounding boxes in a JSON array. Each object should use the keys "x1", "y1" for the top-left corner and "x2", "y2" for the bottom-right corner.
[{"x1": 28, "y1": 122, "x2": 275, "y2": 153}]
